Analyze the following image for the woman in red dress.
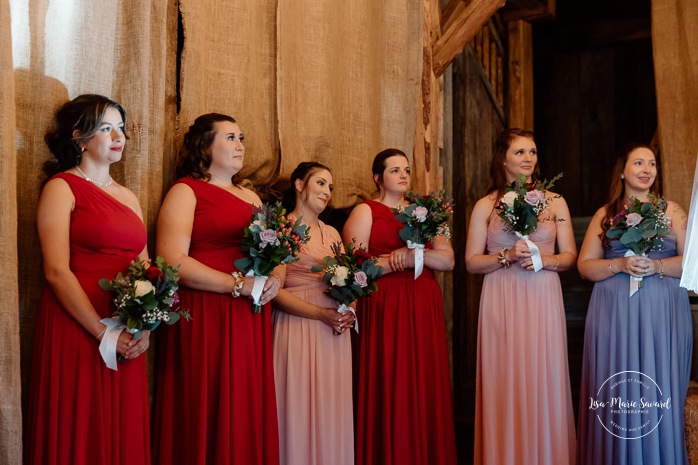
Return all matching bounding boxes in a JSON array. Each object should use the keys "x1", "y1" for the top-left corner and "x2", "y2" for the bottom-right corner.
[
  {"x1": 342, "y1": 148, "x2": 458, "y2": 465},
  {"x1": 26, "y1": 94, "x2": 151, "y2": 465},
  {"x1": 153, "y1": 113, "x2": 282, "y2": 465}
]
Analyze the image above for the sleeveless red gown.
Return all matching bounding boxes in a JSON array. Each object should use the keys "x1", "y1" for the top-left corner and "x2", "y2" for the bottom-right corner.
[
  {"x1": 153, "y1": 178, "x2": 279, "y2": 465},
  {"x1": 353, "y1": 200, "x2": 458, "y2": 465},
  {"x1": 25, "y1": 172, "x2": 150, "y2": 465}
]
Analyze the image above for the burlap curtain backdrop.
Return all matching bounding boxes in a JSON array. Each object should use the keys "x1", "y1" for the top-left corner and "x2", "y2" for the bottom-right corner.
[
  {"x1": 652, "y1": 0, "x2": 698, "y2": 210},
  {"x1": 277, "y1": 0, "x2": 421, "y2": 207},
  {"x1": 1, "y1": 0, "x2": 21, "y2": 463},
  {"x1": 1, "y1": 0, "x2": 422, "y2": 460}
]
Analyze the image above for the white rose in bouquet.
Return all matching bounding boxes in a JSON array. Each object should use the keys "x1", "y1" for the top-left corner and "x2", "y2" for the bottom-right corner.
[
  {"x1": 330, "y1": 266, "x2": 350, "y2": 287},
  {"x1": 133, "y1": 280, "x2": 155, "y2": 298},
  {"x1": 501, "y1": 191, "x2": 518, "y2": 208}
]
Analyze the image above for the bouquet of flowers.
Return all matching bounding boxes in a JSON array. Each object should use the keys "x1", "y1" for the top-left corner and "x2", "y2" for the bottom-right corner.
[
  {"x1": 392, "y1": 189, "x2": 454, "y2": 278},
  {"x1": 496, "y1": 173, "x2": 563, "y2": 236},
  {"x1": 98, "y1": 256, "x2": 190, "y2": 370},
  {"x1": 99, "y1": 256, "x2": 190, "y2": 338},
  {"x1": 234, "y1": 201, "x2": 311, "y2": 312},
  {"x1": 311, "y1": 239, "x2": 383, "y2": 333},
  {"x1": 494, "y1": 173, "x2": 563, "y2": 272},
  {"x1": 606, "y1": 194, "x2": 671, "y2": 255},
  {"x1": 606, "y1": 194, "x2": 672, "y2": 295}
]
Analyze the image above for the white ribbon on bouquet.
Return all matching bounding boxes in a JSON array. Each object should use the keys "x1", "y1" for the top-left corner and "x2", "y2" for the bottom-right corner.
[
  {"x1": 515, "y1": 232, "x2": 543, "y2": 272},
  {"x1": 246, "y1": 270, "x2": 268, "y2": 307},
  {"x1": 99, "y1": 317, "x2": 125, "y2": 371},
  {"x1": 624, "y1": 250, "x2": 644, "y2": 297},
  {"x1": 337, "y1": 303, "x2": 359, "y2": 333},
  {"x1": 407, "y1": 240, "x2": 426, "y2": 279}
]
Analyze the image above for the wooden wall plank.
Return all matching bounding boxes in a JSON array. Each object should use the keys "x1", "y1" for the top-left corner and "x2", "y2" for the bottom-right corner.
[
  {"x1": 450, "y1": 46, "x2": 505, "y2": 460},
  {"x1": 508, "y1": 20, "x2": 534, "y2": 130}
]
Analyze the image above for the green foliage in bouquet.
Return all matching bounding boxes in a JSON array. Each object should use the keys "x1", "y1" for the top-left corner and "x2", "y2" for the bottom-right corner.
[
  {"x1": 98, "y1": 256, "x2": 190, "y2": 339},
  {"x1": 606, "y1": 194, "x2": 672, "y2": 255},
  {"x1": 495, "y1": 173, "x2": 563, "y2": 237},
  {"x1": 234, "y1": 201, "x2": 311, "y2": 277},
  {"x1": 310, "y1": 239, "x2": 383, "y2": 305},
  {"x1": 392, "y1": 189, "x2": 454, "y2": 244}
]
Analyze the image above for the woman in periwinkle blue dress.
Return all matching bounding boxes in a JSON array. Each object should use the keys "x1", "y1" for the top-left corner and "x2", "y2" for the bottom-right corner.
[{"x1": 577, "y1": 143, "x2": 691, "y2": 465}]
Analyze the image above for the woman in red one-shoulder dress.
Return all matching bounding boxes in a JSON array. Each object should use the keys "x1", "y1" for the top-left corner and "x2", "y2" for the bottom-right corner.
[
  {"x1": 153, "y1": 113, "x2": 282, "y2": 465},
  {"x1": 342, "y1": 148, "x2": 458, "y2": 465},
  {"x1": 26, "y1": 94, "x2": 151, "y2": 465}
]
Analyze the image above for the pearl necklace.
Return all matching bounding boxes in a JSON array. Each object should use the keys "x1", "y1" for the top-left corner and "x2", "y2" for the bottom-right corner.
[{"x1": 75, "y1": 166, "x2": 113, "y2": 187}]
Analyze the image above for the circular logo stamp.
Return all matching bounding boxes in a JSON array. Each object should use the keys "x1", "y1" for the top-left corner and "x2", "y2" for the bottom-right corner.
[{"x1": 588, "y1": 370, "x2": 670, "y2": 439}]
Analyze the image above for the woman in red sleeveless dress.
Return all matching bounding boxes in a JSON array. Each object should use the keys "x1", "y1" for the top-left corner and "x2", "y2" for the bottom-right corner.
[
  {"x1": 26, "y1": 94, "x2": 151, "y2": 465},
  {"x1": 153, "y1": 113, "x2": 282, "y2": 465},
  {"x1": 342, "y1": 149, "x2": 458, "y2": 465}
]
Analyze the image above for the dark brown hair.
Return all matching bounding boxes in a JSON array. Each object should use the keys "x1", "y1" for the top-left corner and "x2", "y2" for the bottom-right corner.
[
  {"x1": 371, "y1": 148, "x2": 409, "y2": 193},
  {"x1": 43, "y1": 94, "x2": 128, "y2": 179},
  {"x1": 487, "y1": 128, "x2": 539, "y2": 198},
  {"x1": 600, "y1": 143, "x2": 661, "y2": 248},
  {"x1": 176, "y1": 113, "x2": 240, "y2": 185},
  {"x1": 283, "y1": 161, "x2": 332, "y2": 212}
]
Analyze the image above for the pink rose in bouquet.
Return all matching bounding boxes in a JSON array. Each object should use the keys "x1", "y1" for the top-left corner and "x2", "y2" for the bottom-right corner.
[{"x1": 524, "y1": 189, "x2": 546, "y2": 206}]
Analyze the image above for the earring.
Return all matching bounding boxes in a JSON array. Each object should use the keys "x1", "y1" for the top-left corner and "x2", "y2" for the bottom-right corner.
[
  {"x1": 81, "y1": 147, "x2": 86, "y2": 153},
  {"x1": 621, "y1": 174, "x2": 625, "y2": 180}
]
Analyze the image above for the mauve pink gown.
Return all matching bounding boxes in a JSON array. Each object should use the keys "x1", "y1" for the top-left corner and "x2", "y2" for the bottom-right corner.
[
  {"x1": 474, "y1": 212, "x2": 576, "y2": 465},
  {"x1": 272, "y1": 221, "x2": 354, "y2": 465}
]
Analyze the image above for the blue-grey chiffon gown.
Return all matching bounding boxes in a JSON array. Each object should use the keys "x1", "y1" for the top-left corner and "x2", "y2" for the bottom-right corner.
[{"x1": 578, "y1": 233, "x2": 692, "y2": 465}]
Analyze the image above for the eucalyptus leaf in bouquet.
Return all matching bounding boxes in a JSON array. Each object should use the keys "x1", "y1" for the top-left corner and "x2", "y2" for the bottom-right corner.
[
  {"x1": 605, "y1": 194, "x2": 672, "y2": 256},
  {"x1": 234, "y1": 201, "x2": 311, "y2": 312},
  {"x1": 98, "y1": 256, "x2": 191, "y2": 340},
  {"x1": 392, "y1": 190, "x2": 454, "y2": 278},
  {"x1": 393, "y1": 189, "x2": 454, "y2": 244},
  {"x1": 310, "y1": 239, "x2": 383, "y2": 305},
  {"x1": 495, "y1": 173, "x2": 563, "y2": 237}
]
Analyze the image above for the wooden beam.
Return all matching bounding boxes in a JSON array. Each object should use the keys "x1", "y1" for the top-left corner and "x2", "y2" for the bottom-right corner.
[
  {"x1": 508, "y1": 20, "x2": 534, "y2": 130},
  {"x1": 433, "y1": 0, "x2": 504, "y2": 77},
  {"x1": 440, "y1": 0, "x2": 466, "y2": 30}
]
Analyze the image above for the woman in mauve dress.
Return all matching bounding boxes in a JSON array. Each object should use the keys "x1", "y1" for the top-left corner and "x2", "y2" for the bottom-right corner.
[
  {"x1": 465, "y1": 128, "x2": 577, "y2": 465},
  {"x1": 272, "y1": 161, "x2": 355, "y2": 465}
]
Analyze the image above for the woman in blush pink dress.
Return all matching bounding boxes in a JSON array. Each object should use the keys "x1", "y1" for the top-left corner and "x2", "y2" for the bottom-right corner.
[
  {"x1": 272, "y1": 162, "x2": 355, "y2": 465},
  {"x1": 465, "y1": 128, "x2": 577, "y2": 465}
]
